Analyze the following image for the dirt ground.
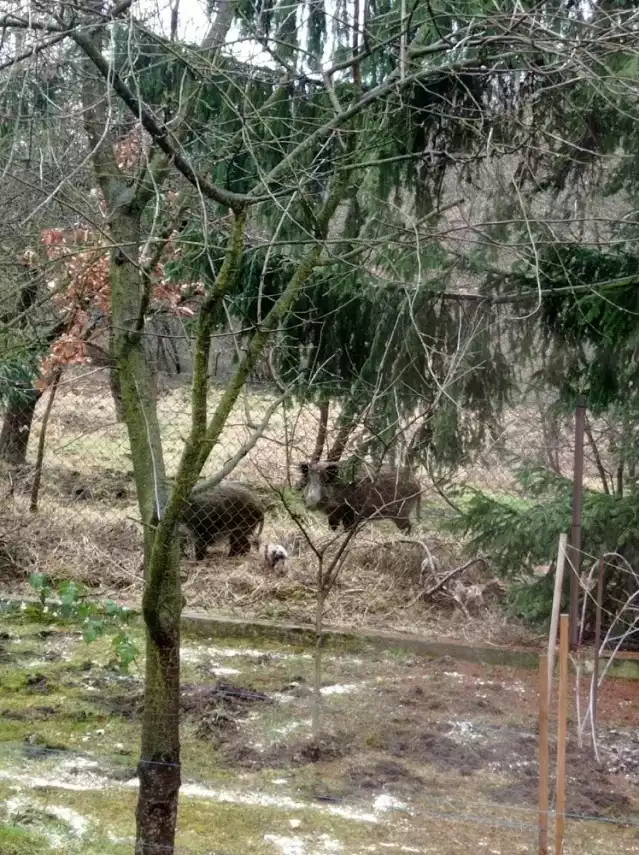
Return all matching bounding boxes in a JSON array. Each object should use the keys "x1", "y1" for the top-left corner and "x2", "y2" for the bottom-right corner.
[{"x1": 0, "y1": 615, "x2": 638, "y2": 854}]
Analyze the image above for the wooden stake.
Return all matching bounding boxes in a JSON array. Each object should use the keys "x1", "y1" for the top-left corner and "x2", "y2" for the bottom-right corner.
[
  {"x1": 548, "y1": 533, "x2": 568, "y2": 694},
  {"x1": 569, "y1": 397, "x2": 586, "y2": 650},
  {"x1": 555, "y1": 614, "x2": 569, "y2": 855},
  {"x1": 592, "y1": 558, "x2": 605, "y2": 734},
  {"x1": 538, "y1": 653, "x2": 550, "y2": 855}
]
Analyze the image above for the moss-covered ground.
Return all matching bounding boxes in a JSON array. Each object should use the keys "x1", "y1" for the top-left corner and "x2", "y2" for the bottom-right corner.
[{"x1": 1, "y1": 612, "x2": 638, "y2": 854}]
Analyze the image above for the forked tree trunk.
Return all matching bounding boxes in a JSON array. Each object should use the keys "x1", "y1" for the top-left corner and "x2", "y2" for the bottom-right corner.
[
  {"x1": 327, "y1": 417, "x2": 355, "y2": 462},
  {"x1": 108, "y1": 211, "x2": 181, "y2": 855},
  {"x1": 0, "y1": 387, "x2": 41, "y2": 465}
]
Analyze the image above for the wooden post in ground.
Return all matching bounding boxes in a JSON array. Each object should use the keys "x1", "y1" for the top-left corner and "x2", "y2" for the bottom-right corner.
[
  {"x1": 568, "y1": 397, "x2": 586, "y2": 650},
  {"x1": 555, "y1": 614, "x2": 569, "y2": 855},
  {"x1": 538, "y1": 653, "x2": 550, "y2": 855},
  {"x1": 592, "y1": 558, "x2": 605, "y2": 735},
  {"x1": 548, "y1": 533, "x2": 568, "y2": 694}
]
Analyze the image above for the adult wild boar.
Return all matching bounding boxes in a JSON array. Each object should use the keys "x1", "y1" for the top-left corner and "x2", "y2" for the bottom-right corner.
[
  {"x1": 181, "y1": 482, "x2": 265, "y2": 559},
  {"x1": 299, "y1": 460, "x2": 421, "y2": 533}
]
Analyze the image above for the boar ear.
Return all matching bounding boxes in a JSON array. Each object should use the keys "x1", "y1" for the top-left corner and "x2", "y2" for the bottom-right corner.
[{"x1": 325, "y1": 462, "x2": 340, "y2": 482}]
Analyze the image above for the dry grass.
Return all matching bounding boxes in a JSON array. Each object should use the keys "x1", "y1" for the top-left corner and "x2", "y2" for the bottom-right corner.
[
  {"x1": 0, "y1": 485, "x2": 536, "y2": 647},
  {"x1": 0, "y1": 367, "x2": 579, "y2": 647}
]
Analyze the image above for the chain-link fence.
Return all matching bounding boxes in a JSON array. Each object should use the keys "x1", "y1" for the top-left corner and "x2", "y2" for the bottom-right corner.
[
  {"x1": 2, "y1": 349, "x2": 638, "y2": 853},
  {"x1": 0, "y1": 356, "x2": 637, "y2": 633},
  {"x1": 2, "y1": 0, "x2": 639, "y2": 847}
]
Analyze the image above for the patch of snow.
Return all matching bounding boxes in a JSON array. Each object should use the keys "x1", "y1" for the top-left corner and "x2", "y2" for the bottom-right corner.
[
  {"x1": 2, "y1": 755, "x2": 400, "y2": 827},
  {"x1": 373, "y1": 794, "x2": 410, "y2": 813},
  {"x1": 264, "y1": 833, "x2": 343, "y2": 855},
  {"x1": 46, "y1": 805, "x2": 89, "y2": 837},
  {"x1": 6, "y1": 794, "x2": 30, "y2": 817},
  {"x1": 324, "y1": 655, "x2": 363, "y2": 666},
  {"x1": 318, "y1": 835, "x2": 343, "y2": 852},
  {"x1": 60, "y1": 757, "x2": 100, "y2": 772},
  {"x1": 108, "y1": 832, "x2": 135, "y2": 844},
  {"x1": 0, "y1": 768, "x2": 109, "y2": 793},
  {"x1": 272, "y1": 693, "x2": 297, "y2": 704},
  {"x1": 265, "y1": 833, "x2": 306, "y2": 855},
  {"x1": 5, "y1": 795, "x2": 89, "y2": 849},
  {"x1": 182, "y1": 644, "x2": 313, "y2": 662},
  {"x1": 290, "y1": 818, "x2": 302, "y2": 829},
  {"x1": 123, "y1": 780, "x2": 379, "y2": 823},
  {"x1": 213, "y1": 666, "x2": 242, "y2": 676},
  {"x1": 272, "y1": 718, "x2": 311, "y2": 737},
  {"x1": 320, "y1": 684, "x2": 358, "y2": 696},
  {"x1": 81, "y1": 729, "x2": 107, "y2": 743},
  {"x1": 446, "y1": 720, "x2": 483, "y2": 742},
  {"x1": 378, "y1": 845, "x2": 423, "y2": 853}
]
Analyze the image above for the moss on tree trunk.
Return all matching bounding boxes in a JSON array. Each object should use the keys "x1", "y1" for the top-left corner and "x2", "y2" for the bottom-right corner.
[{"x1": 109, "y1": 212, "x2": 183, "y2": 855}]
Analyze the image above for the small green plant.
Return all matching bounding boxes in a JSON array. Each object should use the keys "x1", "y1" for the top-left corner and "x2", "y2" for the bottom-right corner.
[
  {"x1": 29, "y1": 572, "x2": 52, "y2": 606},
  {"x1": 26, "y1": 574, "x2": 139, "y2": 672}
]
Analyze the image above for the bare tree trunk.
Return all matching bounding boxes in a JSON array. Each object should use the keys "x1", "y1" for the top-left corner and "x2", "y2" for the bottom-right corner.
[
  {"x1": 327, "y1": 417, "x2": 355, "y2": 462},
  {"x1": 283, "y1": 403, "x2": 292, "y2": 488},
  {"x1": 311, "y1": 582, "x2": 326, "y2": 743},
  {"x1": 85, "y1": 340, "x2": 126, "y2": 421},
  {"x1": 541, "y1": 408, "x2": 562, "y2": 475},
  {"x1": 0, "y1": 264, "x2": 46, "y2": 465},
  {"x1": 30, "y1": 369, "x2": 62, "y2": 511},
  {"x1": 109, "y1": 365, "x2": 126, "y2": 421},
  {"x1": 0, "y1": 387, "x2": 41, "y2": 465},
  {"x1": 107, "y1": 213, "x2": 180, "y2": 855},
  {"x1": 406, "y1": 415, "x2": 433, "y2": 467},
  {"x1": 311, "y1": 399, "x2": 329, "y2": 463},
  {"x1": 136, "y1": 591, "x2": 182, "y2": 855},
  {"x1": 585, "y1": 416, "x2": 609, "y2": 495}
]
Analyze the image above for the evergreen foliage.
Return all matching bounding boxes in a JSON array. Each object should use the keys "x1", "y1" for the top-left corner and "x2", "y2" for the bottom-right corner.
[
  {"x1": 494, "y1": 244, "x2": 639, "y2": 415},
  {"x1": 447, "y1": 464, "x2": 639, "y2": 631},
  {"x1": 168, "y1": 232, "x2": 512, "y2": 465}
]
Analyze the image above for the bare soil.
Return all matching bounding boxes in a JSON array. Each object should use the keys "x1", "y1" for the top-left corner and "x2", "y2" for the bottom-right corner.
[{"x1": 0, "y1": 619, "x2": 638, "y2": 854}]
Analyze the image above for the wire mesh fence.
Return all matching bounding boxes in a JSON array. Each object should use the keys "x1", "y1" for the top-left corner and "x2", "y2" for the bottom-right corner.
[
  {"x1": 2, "y1": 0, "x2": 639, "y2": 849},
  {"x1": 1, "y1": 361, "x2": 636, "y2": 631},
  {"x1": 2, "y1": 337, "x2": 638, "y2": 849}
]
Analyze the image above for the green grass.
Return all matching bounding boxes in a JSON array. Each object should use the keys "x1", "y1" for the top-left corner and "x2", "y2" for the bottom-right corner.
[{"x1": 0, "y1": 824, "x2": 52, "y2": 855}]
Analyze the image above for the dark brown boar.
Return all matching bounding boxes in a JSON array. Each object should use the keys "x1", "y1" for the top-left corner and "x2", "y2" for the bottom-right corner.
[
  {"x1": 181, "y1": 482, "x2": 265, "y2": 559},
  {"x1": 300, "y1": 461, "x2": 421, "y2": 533}
]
